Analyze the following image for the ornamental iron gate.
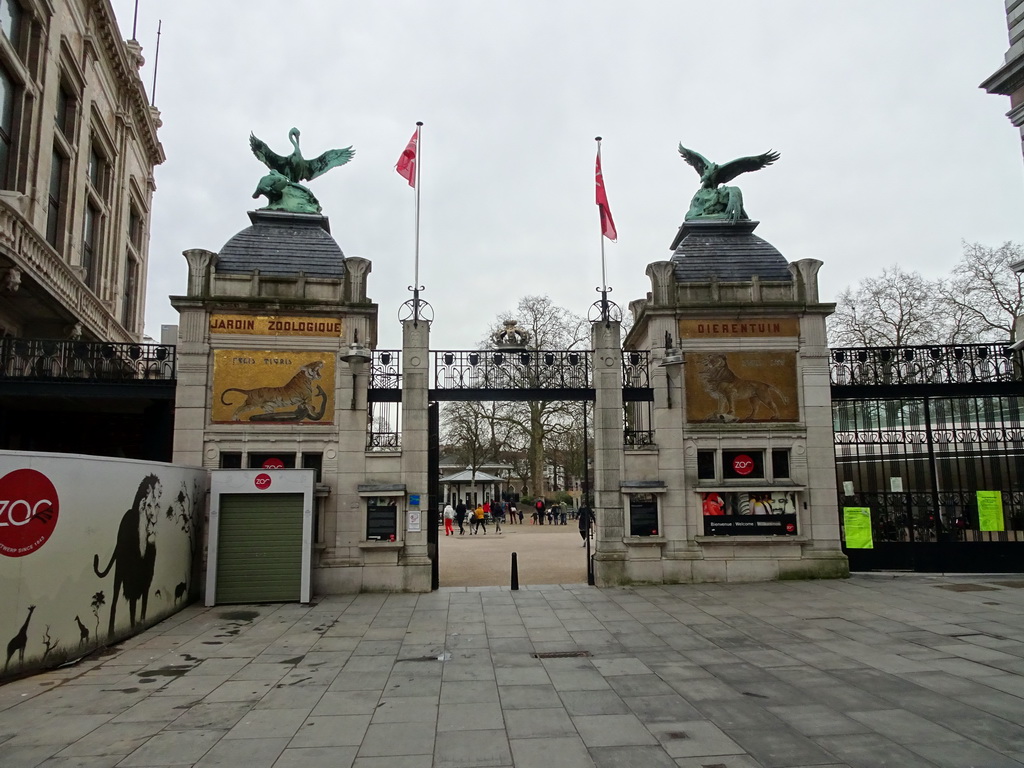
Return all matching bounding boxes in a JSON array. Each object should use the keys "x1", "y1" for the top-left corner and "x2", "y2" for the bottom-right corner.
[
  {"x1": 367, "y1": 348, "x2": 655, "y2": 587},
  {"x1": 831, "y1": 343, "x2": 1024, "y2": 572}
]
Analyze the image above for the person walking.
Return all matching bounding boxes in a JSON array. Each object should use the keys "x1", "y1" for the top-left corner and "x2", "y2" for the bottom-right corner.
[
  {"x1": 578, "y1": 502, "x2": 594, "y2": 546},
  {"x1": 493, "y1": 502, "x2": 502, "y2": 534},
  {"x1": 535, "y1": 498, "x2": 545, "y2": 525},
  {"x1": 455, "y1": 500, "x2": 467, "y2": 535},
  {"x1": 474, "y1": 503, "x2": 487, "y2": 534},
  {"x1": 443, "y1": 502, "x2": 455, "y2": 536}
]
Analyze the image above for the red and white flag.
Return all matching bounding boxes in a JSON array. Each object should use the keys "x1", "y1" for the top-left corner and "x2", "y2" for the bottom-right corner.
[
  {"x1": 396, "y1": 127, "x2": 419, "y2": 187},
  {"x1": 595, "y1": 149, "x2": 617, "y2": 241}
]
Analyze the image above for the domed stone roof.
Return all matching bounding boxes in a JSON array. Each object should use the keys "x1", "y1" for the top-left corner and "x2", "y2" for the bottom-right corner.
[
  {"x1": 670, "y1": 220, "x2": 792, "y2": 283},
  {"x1": 216, "y1": 210, "x2": 345, "y2": 279}
]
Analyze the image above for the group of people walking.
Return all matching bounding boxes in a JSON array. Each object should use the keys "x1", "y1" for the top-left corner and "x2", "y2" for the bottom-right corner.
[
  {"x1": 443, "y1": 499, "x2": 519, "y2": 536},
  {"x1": 442, "y1": 498, "x2": 595, "y2": 546}
]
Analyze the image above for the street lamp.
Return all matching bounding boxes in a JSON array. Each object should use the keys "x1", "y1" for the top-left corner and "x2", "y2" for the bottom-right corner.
[{"x1": 340, "y1": 332, "x2": 372, "y2": 410}]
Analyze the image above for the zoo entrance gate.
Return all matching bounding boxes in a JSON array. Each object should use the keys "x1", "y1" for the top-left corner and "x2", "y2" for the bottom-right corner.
[
  {"x1": 364, "y1": 342, "x2": 1024, "y2": 579},
  {"x1": 366, "y1": 347, "x2": 654, "y2": 589}
]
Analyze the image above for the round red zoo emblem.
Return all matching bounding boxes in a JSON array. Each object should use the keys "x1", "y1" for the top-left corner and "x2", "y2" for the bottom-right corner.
[
  {"x1": 262, "y1": 458, "x2": 284, "y2": 469},
  {"x1": 254, "y1": 473, "x2": 272, "y2": 490},
  {"x1": 732, "y1": 455, "x2": 754, "y2": 476},
  {"x1": 0, "y1": 468, "x2": 60, "y2": 557}
]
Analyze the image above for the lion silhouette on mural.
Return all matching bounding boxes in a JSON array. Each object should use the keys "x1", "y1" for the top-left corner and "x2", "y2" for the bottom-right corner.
[{"x1": 93, "y1": 475, "x2": 161, "y2": 638}]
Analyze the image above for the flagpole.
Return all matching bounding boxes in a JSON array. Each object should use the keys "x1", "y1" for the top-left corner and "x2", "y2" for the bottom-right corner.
[
  {"x1": 412, "y1": 122, "x2": 423, "y2": 325},
  {"x1": 596, "y1": 136, "x2": 609, "y2": 324}
]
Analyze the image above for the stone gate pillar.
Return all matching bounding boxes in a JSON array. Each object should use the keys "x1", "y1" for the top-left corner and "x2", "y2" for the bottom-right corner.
[
  {"x1": 399, "y1": 319, "x2": 431, "y2": 585},
  {"x1": 591, "y1": 319, "x2": 628, "y2": 585}
]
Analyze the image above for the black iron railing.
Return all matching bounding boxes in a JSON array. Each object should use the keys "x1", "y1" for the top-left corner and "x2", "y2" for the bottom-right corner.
[
  {"x1": 433, "y1": 349, "x2": 591, "y2": 390},
  {"x1": 830, "y1": 343, "x2": 1018, "y2": 386},
  {"x1": 0, "y1": 338, "x2": 176, "y2": 382},
  {"x1": 370, "y1": 350, "x2": 401, "y2": 390},
  {"x1": 622, "y1": 350, "x2": 650, "y2": 388}
]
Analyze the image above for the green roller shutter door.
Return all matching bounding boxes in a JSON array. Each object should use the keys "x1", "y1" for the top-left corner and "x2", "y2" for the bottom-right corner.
[{"x1": 217, "y1": 493, "x2": 303, "y2": 604}]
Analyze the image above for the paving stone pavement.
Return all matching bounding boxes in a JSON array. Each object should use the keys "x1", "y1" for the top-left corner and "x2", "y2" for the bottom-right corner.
[{"x1": 5, "y1": 574, "x2": 1024, "y2": 767}]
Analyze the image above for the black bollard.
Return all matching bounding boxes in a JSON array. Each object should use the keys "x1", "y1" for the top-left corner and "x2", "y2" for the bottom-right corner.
[{"x1": 511, "y1": 552, "x2": 519, "y2": 590}]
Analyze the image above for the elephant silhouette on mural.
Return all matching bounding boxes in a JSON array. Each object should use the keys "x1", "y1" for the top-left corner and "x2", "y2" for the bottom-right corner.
[{"x1": 93, "y1": 475, "x2": 161, "y2": 639}]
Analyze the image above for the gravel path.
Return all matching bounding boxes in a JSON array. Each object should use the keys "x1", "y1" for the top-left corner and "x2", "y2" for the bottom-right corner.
[{"x1": 439, "y1": 521, "x2": 589, "y2": 587}]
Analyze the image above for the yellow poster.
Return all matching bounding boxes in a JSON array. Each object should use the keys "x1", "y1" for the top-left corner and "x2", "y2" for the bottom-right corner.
[
  {"x1": 977, "y1": 491, "x2": 1005, "y2": 532},
  {"x1": 211, "y1": 350, "x2": 334, "y2": 424},
  {"x1": 209, "y1": 314, "x2": 344, "y2": 338},
  {"x1": 843, "y1": 507, "x2": 874, "y2": 549},
  {"x1": 685, "y1": 351, "x2": 799, "y2": 423}
]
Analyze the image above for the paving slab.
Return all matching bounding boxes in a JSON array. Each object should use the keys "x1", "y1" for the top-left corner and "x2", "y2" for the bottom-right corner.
[{"x1": 8, "y1": 574, "x2": 1024, "y2": 766}]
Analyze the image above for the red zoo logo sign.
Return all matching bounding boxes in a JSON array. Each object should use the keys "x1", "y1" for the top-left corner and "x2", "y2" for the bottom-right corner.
[
  {"x1": 732, "y1": 455, "x2": 755, "y2": 476},
  {"x1": 262, "y1": 458, "x2": 284, "y2": 469},
  {"x1": 0, "y1": 468, "x2": 60, "y2": 557},
  {"x1": 254, "y1": 473, "x2": 272, "y2": 490}
]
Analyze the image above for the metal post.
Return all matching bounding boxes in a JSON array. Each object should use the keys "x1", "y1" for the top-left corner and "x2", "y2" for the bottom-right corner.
[{"x1": 511, "y1": 552, "x2": 519, "y2": 590}]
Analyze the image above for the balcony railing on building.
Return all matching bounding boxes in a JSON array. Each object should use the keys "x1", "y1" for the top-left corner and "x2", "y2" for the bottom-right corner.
[{"x1": 0, "y1": 338, "x2": 176, "y2": 383}]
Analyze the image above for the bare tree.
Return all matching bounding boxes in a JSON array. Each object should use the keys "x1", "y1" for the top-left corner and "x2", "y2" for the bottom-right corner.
[
  {"x1": 485, "y1": 296, "x2": 588, "y2": 498},
  {"x1": 830, "y1": 243, "x2": 1023, "y2": 348},
  {"x1": 828, "y1": 266, "x2": 946, "y2": 347},
  {"x1": 940, "y1": 241, "x2": 1023, "y2": 344}
]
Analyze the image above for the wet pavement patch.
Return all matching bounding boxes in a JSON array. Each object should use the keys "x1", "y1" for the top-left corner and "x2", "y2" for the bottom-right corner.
[
  {"x1": 936, "y1": 584, "x2": 998, "y2": 592},
  {"x1": 532, "y1": 651, "x2": 591, "y2": 658},
  {"x1": 219, "y1": 610, "x2": 260, "y2": 621},
  {"x1": 141, "y1": 665, "x2": 195, "y2": 678}
]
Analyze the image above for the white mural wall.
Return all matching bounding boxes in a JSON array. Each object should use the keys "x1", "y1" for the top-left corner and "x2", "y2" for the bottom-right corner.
[{"x1": 0, "y1": 451, "x2": 207, "y2": 678}]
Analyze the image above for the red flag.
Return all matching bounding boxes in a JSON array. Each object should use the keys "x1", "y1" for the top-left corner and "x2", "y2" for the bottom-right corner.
[
  {"x1": 396, "y1": 127, "x2": 419, "y2": 187},
  {"x1": 595, "y1": 150, "x2": 617, "y2": 241}
]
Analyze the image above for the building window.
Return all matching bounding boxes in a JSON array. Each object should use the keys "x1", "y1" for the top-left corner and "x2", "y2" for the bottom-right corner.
[
  {"x1": 628, "y1": 493, "x2": 659, "y2": 536},
  {"x1": 121, "y1": 256, "x2": 139, "y2": 329},
  {"x1": 771, "y1": 449, "x2": 790, "y2": 480},
  {"x1": 87, "y1": 145, "x2": 108, "y2": 199},
  {"x1": 722, "y1": 450, "x2": 765, "y2": 480},
  {"x1": 219, "y1": 452, "x2": 242, "y2": 469},
  {"x1": 0, "y1": 0, "x2": 21, "y2": 47},
  {"x1": 0, "y1": 64, "x2": 13, "y2": 189},
  {"x1": 82, "y1": 202, "x2": 101, "y2": 290},
  {"x1": 366, "y1": 497, "x2": 398, "y2": 541},
  {"x1": 45, "y1": 149, "x2": 66, "y2": 249},
  {"x1": 55, "y1": 82, "x2": 74, "y2": 139},
  {"x1": 696, "y1": 450, "x2": 716, "y2": 480},
  {"x1": 122, "y1": 203, "x2": 145, "y2": 331},
  {"x1": 248, "y1": 453, "x2": 296, "y2": 469}
]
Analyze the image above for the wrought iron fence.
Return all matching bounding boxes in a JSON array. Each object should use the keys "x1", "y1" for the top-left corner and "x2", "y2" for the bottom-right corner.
[
  {"x1": 622, "y1": 350, "x2": 650, "y2": 388},
  {"x1": 370, "y1": 349, "x2": 401, "y2": 391},
  {"x1": 433, "y1": 349, "x2": 591, "y2": 390},
  {"x1": 830, "y1": 343, "x2": 1018, "y2": 386},
  {"x1": 0, "y1": 337, "x2": 176, "y2": 382},
  {"x1": 367, "y1": 401, "x2": 401, "y2": 451}
]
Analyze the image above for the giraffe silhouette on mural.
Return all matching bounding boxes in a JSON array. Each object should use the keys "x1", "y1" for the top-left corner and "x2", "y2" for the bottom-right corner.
[
  {"x1": 5, "y1": 605, "x2": 36, "y2": 672},
  {"x1": 74, "y1": 615, "x2": 89, "y2": 647}
]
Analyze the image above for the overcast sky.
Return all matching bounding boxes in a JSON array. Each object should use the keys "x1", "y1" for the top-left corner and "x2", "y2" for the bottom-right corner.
[{"x1": 111, "y1": 1, "x2": 1024, "y2": 351}]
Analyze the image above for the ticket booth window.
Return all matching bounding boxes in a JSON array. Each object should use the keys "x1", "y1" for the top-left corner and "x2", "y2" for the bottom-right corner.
[
  {"x1": 366, "y1": 496, "x2": 398, "y2": 541},
  {"x1": 628, "y1": 493, "x2": 659, "y2": 537}
]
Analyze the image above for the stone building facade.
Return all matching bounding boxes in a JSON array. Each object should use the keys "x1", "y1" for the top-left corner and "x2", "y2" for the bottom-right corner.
[
  {"x1": 0, "y1": 0, "x2": 162, "y2": 342},
  {"x1": 608, "y1": 220, "x2": 848, "y2": 584}
]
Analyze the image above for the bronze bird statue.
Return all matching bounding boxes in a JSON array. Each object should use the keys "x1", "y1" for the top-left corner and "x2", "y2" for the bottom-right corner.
[
  {"x1": 678, "y1": 145, "x2": 780, "y2": 189},
  {"x1": 249, "y1": 127, "x2": 355, "y2": 185}
]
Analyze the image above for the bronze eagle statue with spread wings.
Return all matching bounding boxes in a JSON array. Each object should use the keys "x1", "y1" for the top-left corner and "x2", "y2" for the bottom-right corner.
[
  {"x1": 678, "y1": 145, "x2": 779, "y2": 189},
  {"x1": 250, "y1": 128, "x2": 355, "y2": 184},
  {"x1": 677, "y1": 144, "x2": 780, "y2": 222}
]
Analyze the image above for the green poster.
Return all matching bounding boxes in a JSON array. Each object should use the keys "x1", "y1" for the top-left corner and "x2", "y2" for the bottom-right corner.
[
  {"x1": 843, "y1": 507, "x2": 874, "y2": 549},
  {"x1": 977, "y1": 491, "x2": 1004, "y2": 532}
]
